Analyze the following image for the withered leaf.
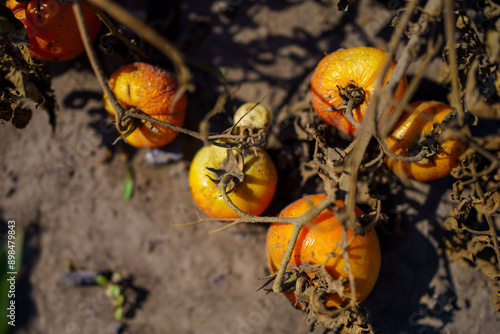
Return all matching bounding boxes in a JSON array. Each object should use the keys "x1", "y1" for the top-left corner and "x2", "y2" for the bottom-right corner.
[
  {"x1": 337, "y1": 0, "x2": 356, "y2": 12},
  {"x1": 473, "y1": 191, "x2": 500, "y2": 215},
  {"x1": 0, "y1": 6, "x2": 29, "y2": 46},
  {"x1": 0, "y1": 95, "x2": 32, "y2": 128},
  {"x1": 466, "y1": 97, "x2": 500, "y2": 120},
  {"x1": 476, "y1": 257, "x2": 500, "y2": 279},
  {"x1": 0, "y1": 8, "x2": 57, "y2": 131},
  {"x1": 493, "y1": 290, "x2": 500, "y2": 314}
]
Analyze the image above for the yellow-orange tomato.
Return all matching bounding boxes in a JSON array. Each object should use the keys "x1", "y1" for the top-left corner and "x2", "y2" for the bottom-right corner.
[
  {"x1": 189, "y1": 145, "x2": 277, "y2": 219},
  {"x1": 385, "y1": 101, "x2": 466, "y2": 182},
  {"x1": 266, "y1": 194, "x2": 381, "y2": 308},
  {"x1": 103, "y1": 62, "x2": 187, "y2": 148},
  {"x1": 7, "y1": 0, "x2": 102, "y2": 62},
  {"x1": 311, "y1": 46, "x2": 407, "y2": 136}
]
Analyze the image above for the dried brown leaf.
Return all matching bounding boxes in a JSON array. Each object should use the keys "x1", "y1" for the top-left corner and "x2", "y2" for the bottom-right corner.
[
  {"x1": 0, "y1": 9, "x2": 57, "y2": 131},
  {"x1": 493, "y1": 290, "x2": 500, "y2": 314},
  {"x1": 473, "y1": 191, "x2": 500, "y2": 215},
  {"x1": 337, "y1": 0, "x2": 357, "y2": 12}
]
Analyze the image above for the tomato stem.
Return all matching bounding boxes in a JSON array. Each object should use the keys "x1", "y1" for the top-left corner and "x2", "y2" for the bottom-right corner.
[
  {"x1": 87, "y1": 3, "x2": 151, "y2": 62},
  {"x1": 216, "y1": 173, "x2": 337, "y2": 292},
  {"x1": 337, "y1": 83, "x2": 364, "y2": 128},
  {"x1": 343, "y1": 99, "x2": 361, "y2": 128},
  {"x1": 86, "y1": 0, "x2": 193, "y2": 93},
  {"x1": 72, "y1": 0, "x2": 129, "y2": 132},
  {"x1": 376, "y1": 135, "x2": 438, "y2": 163}
]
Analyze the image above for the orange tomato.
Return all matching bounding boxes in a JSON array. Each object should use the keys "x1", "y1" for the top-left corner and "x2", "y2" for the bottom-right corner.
[
  {"x1": 311, "y1": 46, "x2": 407, "y2": 136},
  {"x1": 189, "y1": 145, "x2": 277, "y2": 219},
  {"x1": 103, "y1": 62, "x2": 187, "y2": 148},
  {"x1": 266, "y1": 194, "x2": 381, "y2": 308},
  {"x1": 385, "y1": 101, "x2": 466, "y2": 182},
  {"x1": 6, "y1": 0, "x2": 102, "y2": 62}
]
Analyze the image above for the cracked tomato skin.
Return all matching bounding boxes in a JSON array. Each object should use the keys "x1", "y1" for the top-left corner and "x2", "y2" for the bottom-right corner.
[
  {"x1": 311, "y1": 46, "x2": 407, "y2": 136},
  {"x1": 189, "y1": 145, "x2": 277, "y2": 219},
  {"x1": 6, "y1": 0, "x2": 102, "y2": 62},
  {"x1": 103, "y1": 62, "x2": 187, "y2": 148},
  {"x1": 266, "y1": 194, "x2": 381, "y2": 308},
  {"x1": 385, "y1": 101, "x2": 466, "y2": 182}
]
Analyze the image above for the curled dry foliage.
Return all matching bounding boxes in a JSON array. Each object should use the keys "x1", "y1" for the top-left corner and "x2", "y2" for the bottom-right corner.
[
  {"x1": 437, "y1": 0, "x2": 500, "y2": 315},
  {"x1": 261, "y1": 262, "x2": 375, "y2": 333},
  {"x1": 0, "y1": 5, "x2": 57, "y2": 130},
  {"x1": 445, "y1": 134, "x2": 500, "y2": 310}
]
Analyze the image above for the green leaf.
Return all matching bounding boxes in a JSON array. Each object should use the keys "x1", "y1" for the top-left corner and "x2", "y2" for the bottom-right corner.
[
  {"x1": 218, "y1": 66, "x2": 227, "y2": 76},
  {"x1": 111, "y1": 272, "x2": 122, "y2": 283},
  {"x1": 110, "y1": 284, "x2": 121, "y2": 298},
  {"x1": 116, "y1": 294, "x2": 125, "y2": 307},
  {"x1": 114, "y1": 307, "x2": 123, "y2": 321},
  {"x1": 95, "y1": 275, "x2": 109, "y2": 286},
  {"x1": 123, "y1": 170, "x2": 134, "y2": 202}
]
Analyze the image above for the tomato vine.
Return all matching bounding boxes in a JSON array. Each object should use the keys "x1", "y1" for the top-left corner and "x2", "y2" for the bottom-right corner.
[{"x1": 67, "y1": 0, "x2": 500, "y2": 331}]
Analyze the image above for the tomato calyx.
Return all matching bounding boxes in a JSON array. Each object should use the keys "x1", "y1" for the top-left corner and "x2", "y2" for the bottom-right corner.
[
  {"x1": 381, "y1": 117, "x2": 453, "y2": 164},
  {"x1": 336, "y1": 82, "x2": 365, "y2": 127},
  {"x1": 108, "y1": 106, "x2": 166, "y2": 145},
  {"x1": 264, "y1": 262, "x2": 351, "y2": 315},
  {"x1": 337, "y1": 82, "x2": 365, "y2": 107},
  {"x1": 206, "y1": 148, "x2": 245, "y2": 194}
]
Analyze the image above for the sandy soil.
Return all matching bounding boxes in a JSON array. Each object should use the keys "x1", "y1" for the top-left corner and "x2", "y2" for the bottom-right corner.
[{"x1": 1, "y1": 0, "x2": 500, "y2": 333}]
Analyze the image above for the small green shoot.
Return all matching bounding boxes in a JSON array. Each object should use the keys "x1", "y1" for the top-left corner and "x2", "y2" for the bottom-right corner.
[{"x1": 123, "y1": 169, "x2": 134, "y2": 202}]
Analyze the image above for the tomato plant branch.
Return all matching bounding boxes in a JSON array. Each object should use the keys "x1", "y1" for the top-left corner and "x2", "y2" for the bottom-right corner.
[
  {"x1": 216, "y1": 174, "x2": 334, "y2": 225},
  {"x1": 361, "y1": 150, "x2": 385, "y2": 168},
  {"x1": 443, "y1": 0, "x2": 465, "y2": 127},
  {"x1": 72, "y1": 0, "x2": 132, "y2": 132},
  {"x1": 122, "y1": 108, "x2": 267, "y2": 148},
  {"x1": 375, "y1": 135, "x2": 437, "y2": 162},
  {"x1": 380, "y1": 34, "x2": 443, "y2": 138},
  {"x1": 338, "y1": 0, "x2": 419, "y2": 230},
  {"x1": 460, "y1": 225, "x2": 493, "y2": 236},
  {"x1": 340, "y1": 226, "x2": 357, "y2": 307},
  {"x1": 372, "y1": 0, "x2": 421, "y2": 122},
  {"x1": 338, "y1": 83, "x2": 364, "y2": 128},
  {"x1": 342, "y1": 99, "x2": 361, "y2": 128},
  {"x1": 377, "y1": 0, "x2": 441, "y2": 136},
  {"x1": 86, "y1": 0, "x2": 194, "y2": 95},
  {"x1": 198, "y1": 91, "x2": 229, "y2": 143},
  {"x1": 120, "y1": 109, "x2": 219, "y2": 147},
  {"x1": 215, "y1": 173, "x2": 337, "y2": 292},
  {"x1": 88, "y1": 3, "x2": 150, "y2": 62}
]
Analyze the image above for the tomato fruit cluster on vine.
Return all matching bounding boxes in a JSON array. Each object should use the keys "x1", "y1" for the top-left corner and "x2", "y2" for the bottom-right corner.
[
  {"x1": 311, "y1": 46, "x2": 466, "y2": 182},
  {"x1": 4, "y1": 0, "x2": 468, "y2": 316}
]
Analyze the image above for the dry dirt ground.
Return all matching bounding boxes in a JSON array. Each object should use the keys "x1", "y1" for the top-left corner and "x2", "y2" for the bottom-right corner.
[{"x1": 1, "y1": 0, "x2": 500, "y2": 333}]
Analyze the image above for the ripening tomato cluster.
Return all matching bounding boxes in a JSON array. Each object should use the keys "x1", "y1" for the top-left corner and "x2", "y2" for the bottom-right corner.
[
  {"x1": 311, "y1": 46, "x2": 466, "y2": 182},
  {"x1": 5, "y1": 1, "x2": 462, "y2": 314},
  {"x1": 186, "y1": 103, "x2": 382, "y2": 309},
  {"x1": 188, "y1": 103, "x2": 277, "y2": 219}
]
